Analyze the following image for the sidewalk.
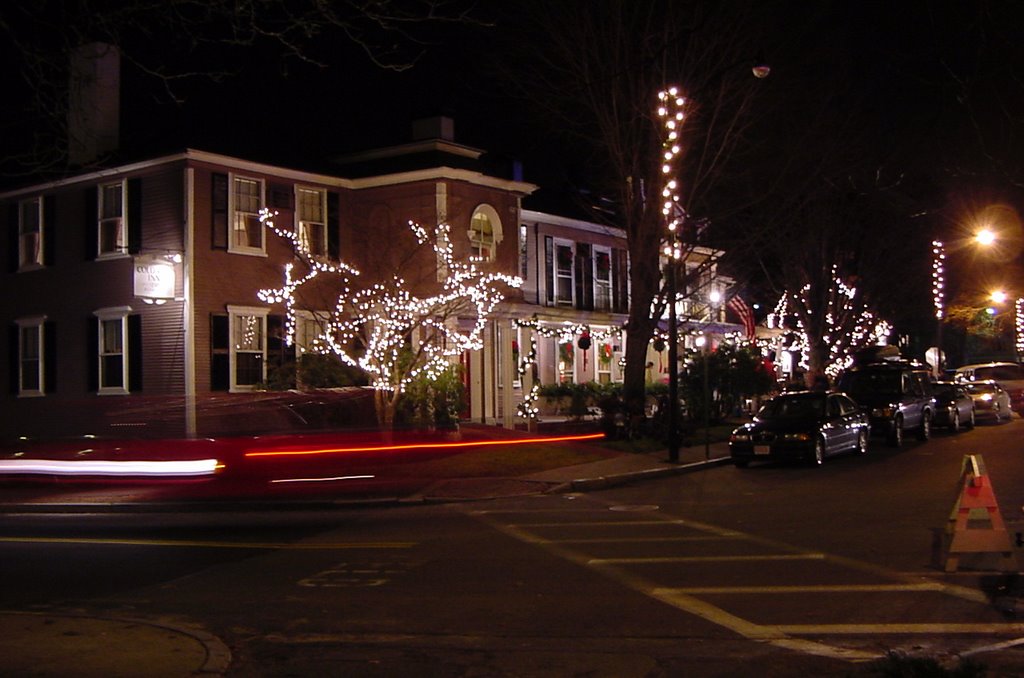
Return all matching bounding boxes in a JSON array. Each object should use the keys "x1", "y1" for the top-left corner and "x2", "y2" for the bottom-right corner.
[{"x1": 0, "y1": 610, "x2": 231, "y2": 678}]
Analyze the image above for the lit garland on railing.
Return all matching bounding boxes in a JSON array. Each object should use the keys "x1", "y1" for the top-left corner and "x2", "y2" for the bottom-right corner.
[
  {"x1": 512, "y1": 317, "x2": 621, "y2": 345},
  {"x1": 510, "y1": 318, "x2": 623, "y2": 420},
  {"x1": 258, "y1": 209, "x2": 522, "y2": 396}
]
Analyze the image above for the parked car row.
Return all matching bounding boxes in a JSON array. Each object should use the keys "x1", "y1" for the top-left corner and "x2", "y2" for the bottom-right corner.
[{"x1": 729, "y1": 359, "x2": 1020, "y2": 468}]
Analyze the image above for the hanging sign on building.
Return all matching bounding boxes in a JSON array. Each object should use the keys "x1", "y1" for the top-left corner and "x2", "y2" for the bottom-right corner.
[{"x1": 133, "y1": 255, "x2": 176, "y2": 301}]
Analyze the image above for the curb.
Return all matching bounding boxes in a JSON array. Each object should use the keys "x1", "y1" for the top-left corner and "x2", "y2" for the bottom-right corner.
[
  {"x1": 557, "y1": 455, "x2": 733, "y2": 492},
  {"x1": 0, "y1": 456, "x2": 734, "y2": 513},
  {"x1": 0, "y1": 610, "x2": 232, "y2": 676}
]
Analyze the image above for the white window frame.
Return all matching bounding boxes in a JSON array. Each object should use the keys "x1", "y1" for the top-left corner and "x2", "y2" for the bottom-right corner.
[
  {"x1": 596, "y1": 332, "x2": 614, "y2": 385},
  {"x1": 18, "y1": 197, "x2": 43, "y2": 270},
  {"x1": 594, "y1": 245, "x2": 612, "y2": 311},
  {"x1": 295, "y1": 186, "x2": 328, "y2": 258},
  {"x1": 227, "y1": 305, "x2": 268, "y2": 391},
  {"x1": 518, "y1": 223, "x2": 528, "y2": 279},
  {"x1": 553, "y1": 238, "x2": 575, "y2": 307},
  {"x1": 94, "y1": 306, "x2": 131, "y2": 395},
  {"x1": 229, "y1": 175, "x2": 266, "y2": 256},
  {"x1": 468, "y1": 204, "x2": 503, "y2": 262},
  {"x1": 294, "y1": 310, "x2": 331, "y2": 355},
  {"x1": 15, "y1": 316, "x2": 45, "y2": 397},
  {"x1": 98, "y1": 179, "x2": 128, "y2": 257},
  {"x1": 556, "y1": 335, "x2": 575, "y2": 384}
]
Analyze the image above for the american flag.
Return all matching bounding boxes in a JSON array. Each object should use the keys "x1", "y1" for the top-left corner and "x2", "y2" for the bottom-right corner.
[{"x1": 727, "y1": 295, "x2": 756, "y2": 339}]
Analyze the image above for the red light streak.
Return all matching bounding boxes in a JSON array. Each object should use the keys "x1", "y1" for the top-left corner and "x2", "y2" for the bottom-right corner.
[{"x1": 245, "y1": 432, "x2": 606, "y2": 458}]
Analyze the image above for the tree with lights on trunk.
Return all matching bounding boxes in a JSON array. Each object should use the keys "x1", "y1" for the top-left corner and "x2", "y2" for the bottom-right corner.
[
  {"x1": 257, "y1": 210, "x2": 522, "y2": 429},
  {"x1": 486, "y1": 2, "x2": 776, "y2": 419},
  {"x1": 769, "y1": 270, "x2": 893, "y2": 382}
]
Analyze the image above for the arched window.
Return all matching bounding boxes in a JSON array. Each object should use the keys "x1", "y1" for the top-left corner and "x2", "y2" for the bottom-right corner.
[{"x1": 468, "y1": 204, "x2": 502, "y2": 262}]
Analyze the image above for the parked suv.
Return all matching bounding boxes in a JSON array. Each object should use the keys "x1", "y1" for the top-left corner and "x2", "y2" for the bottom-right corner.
[
  {"x1": 953, "y1": 362, "x2": 1024, "y2": 417},
  {"x1": 837, "y1": 360, "x2": 935, "y2": 447}
]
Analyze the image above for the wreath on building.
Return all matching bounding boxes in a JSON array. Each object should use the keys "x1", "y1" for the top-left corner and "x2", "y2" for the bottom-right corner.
[
  {"x1": 599, "y1": 343, "x2": 613, "y2": 365},
  {"x1": 559, "y1": 341, "x2": 574, "y2": 363}
]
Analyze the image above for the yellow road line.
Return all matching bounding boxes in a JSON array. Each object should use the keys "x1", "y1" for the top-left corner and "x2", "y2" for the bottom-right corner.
[
  {"x1": 655, "y1": 583, "x2": 945, "y2": 595},
  {"x1": 774, "y1": 623, "x2": 1024, "y2": 635},
  {"x1": 550, "y1": 535, "x2": 731, "y2": 544},
  {"x1": 590, "y1": 553, "x2": 825, "y2": 565}
]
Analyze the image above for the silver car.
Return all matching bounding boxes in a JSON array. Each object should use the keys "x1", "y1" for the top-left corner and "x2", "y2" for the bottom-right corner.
[{"x1": 964, "y1": 380, "x2": 1012, "y2": 423}]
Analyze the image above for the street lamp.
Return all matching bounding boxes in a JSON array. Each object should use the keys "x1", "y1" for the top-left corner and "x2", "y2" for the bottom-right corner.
[
  {"x1": 659, "y1": 58, "x2": 768, "y2": 463},
  {"x1": 988, "y1": 290, "x2": 1024, "y2": 360},
  {"x1": 976, "y1": 228, "x2": 997, "y2": 247},
  {"x1": 932, "y1": 230, "x2": 999, "y2": 374}
]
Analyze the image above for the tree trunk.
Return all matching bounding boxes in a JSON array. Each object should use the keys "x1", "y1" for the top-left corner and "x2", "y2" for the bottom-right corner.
[
  {"x1": 373, "y1": 389, "x2": 399, "y2": 430},
  {"x1": 806, "y1": 338, "x2": 829, "y2": 388}
]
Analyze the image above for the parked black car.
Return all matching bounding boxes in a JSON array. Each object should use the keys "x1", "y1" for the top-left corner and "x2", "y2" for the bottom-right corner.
[
  {"x1": 930, "y1": 381, "x2": 975, "y2": 432},
  {"x1": 837, "y1": 360, "x2": 935, "y2": 447},
  {"x1": 728, "y1": 390, "x2": 869, "y2": 468}
]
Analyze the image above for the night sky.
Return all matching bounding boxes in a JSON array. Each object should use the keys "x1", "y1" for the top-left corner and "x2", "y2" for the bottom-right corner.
[
  {"x1": 0, "y1": 3, "x2": 1019, "y2": 188},
  {"x1": 1, "y1": 1, "x2": 1022, "y2": 330}
]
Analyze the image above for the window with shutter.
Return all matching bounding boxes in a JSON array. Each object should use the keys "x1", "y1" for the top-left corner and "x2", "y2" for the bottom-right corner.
[
  {"x1": 18, "y1": 197, "x2": 43, "y2": 269},
  {"x1": 98, "y1": 180, "x2": 127, "y2": 256},
  {"x1": 14, "y1": 317, "x2": 45, "y2": 396},
  {"x1": 93, "y1": 307, "x2": 131, "y2": 395}
]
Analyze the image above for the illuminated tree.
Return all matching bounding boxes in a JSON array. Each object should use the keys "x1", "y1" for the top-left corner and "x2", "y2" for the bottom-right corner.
[
  {"x1": 769, "y1": 271, "x2": 892, "y2": 380},
  {"x1": 258, "y1": 210, "x2": 522, "y2": 429}
]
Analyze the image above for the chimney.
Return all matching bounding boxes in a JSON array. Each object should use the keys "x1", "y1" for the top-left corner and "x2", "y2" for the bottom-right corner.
[
  {"x1": 412, "y1": 116, "x2": 455, "y2": 142},
  {"x1": 68, "y1": 42, "x2": 120, "y2": 166}
]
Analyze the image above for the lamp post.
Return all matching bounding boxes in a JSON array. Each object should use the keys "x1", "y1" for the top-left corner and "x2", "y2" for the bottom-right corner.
[
  {"x1": 658, "y1": 87, "x2": 686, "y2": 463},
  {"x1": 667, "y1": 254, "x2": 680, "y2": 462},
  {"x1": 932, "y1": 228, "x2": 1000, "y2": 374},
  {"x1": 658, "y1": 58, "x2": 768, "y2": 463}
]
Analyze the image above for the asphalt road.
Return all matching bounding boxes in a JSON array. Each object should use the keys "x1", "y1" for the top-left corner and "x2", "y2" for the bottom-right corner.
[{"x1": 3, "y1": 418, "x2": 1024, "y2": 676}]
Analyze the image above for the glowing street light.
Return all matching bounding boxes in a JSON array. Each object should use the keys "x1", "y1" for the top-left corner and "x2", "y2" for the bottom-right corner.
[{"x1": 975, "y1": 228, "x2": 997, "y2": 247}]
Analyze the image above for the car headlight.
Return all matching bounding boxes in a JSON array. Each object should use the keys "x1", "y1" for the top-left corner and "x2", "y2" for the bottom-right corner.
[
  {"x1": 782, "y1": 432, "x2": 811, "y2": 441},
  {"x1": 979, "y1": 393, "x2": 993, "y2": 402}
]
